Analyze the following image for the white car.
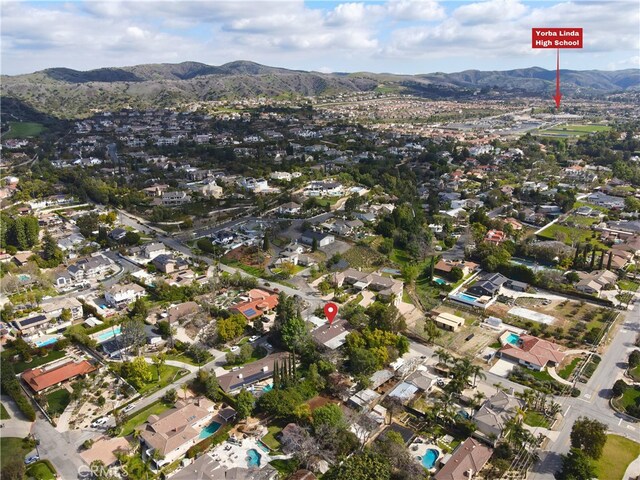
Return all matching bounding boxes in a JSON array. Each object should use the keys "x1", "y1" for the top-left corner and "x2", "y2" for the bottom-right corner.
[
  {"x1": 91, "y1": 417, "x2": 108, "y2": 428},
  {"x1": 248, "y1": 335, "x2": 260, "y2": 343},
  {"x1": 230, "y1": 346, "x2": 240, "y2": 353},
  {"x1": 123, "y1": 404, "x2": 136, "y2": 413},
  {"x1": 24, "y1": 455, "x2": 40, "y2": 465}
]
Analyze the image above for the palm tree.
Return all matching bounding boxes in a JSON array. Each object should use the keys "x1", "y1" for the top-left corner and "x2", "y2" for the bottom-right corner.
[
  {"x1": 472, "y1": 391, "x2": 486, "y2": 409},
  {"x1": 181, "y1": 383, "x2": 189, "y2": 400},
  {"x1": 433, "y1": 348, "x2": 452, "y2": 368},
  {"x1": 469, "y1": 364, "x2": 486, "y2": 387}
]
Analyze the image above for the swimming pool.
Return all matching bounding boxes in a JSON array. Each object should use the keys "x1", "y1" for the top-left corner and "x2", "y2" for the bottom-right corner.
[
  {"x1": 199, "y1": 421, "x2": 222, "y2": 439},
  {"x1": 34, "y1": 337, "x2": 59, "y2": 348},
  {"x1": 422, "y1": 448, "x2": 439, "y2": 469},
  {"x1": 506, "y1": 333, "x2": 520, "y2": 345},
  {"x1": 434, "y1": 278, "x2": 447, "y2": 285},
  {"x1": 96, "y1": 326, "x2": 122, "y2": 343},
  {"x1": 262, "y1": 384, "x2": 273, "y2": 393},
  {"x1": 18, "y1": 274, "x2": 31, "y2": 282},
  {"x1": 456, "y1": 293, "x2": 479, "y2": 303},
  {"x1": 247, "y1": 448, "x2": 261, "y2": 468}
]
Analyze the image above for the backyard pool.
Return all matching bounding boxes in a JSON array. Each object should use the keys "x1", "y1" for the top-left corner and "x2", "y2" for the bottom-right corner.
[
  {"x1": 455, "y1": 293, "x2": 480, "y2": 303},
  {"x1": 18, "y1": 274, "x2": 31, "y2": 282},
  {"x1": 199, "y1": 421, "x2": 222, "y2": 439},
  {"x1": 506, "y1": 333, "x2": 520, "y2": 345},
  {"x1": 262, "y1": 384, "x2": 273, "y2": 393},
  {"x1": 96, "y1": 326, "x2": 122, "y2": 343},
  {"x1": 247, "y1": 449, "x2": 261, "y2": 468},
  {"x1": 434, "y1": 278, "x2": 447, "y2": 285},
  {"x1": 34, "y1": 337, "x2": 59, "y2": 348},
  {"x1": 421, "y1": 448, "x2": 440, "y2": 469}
]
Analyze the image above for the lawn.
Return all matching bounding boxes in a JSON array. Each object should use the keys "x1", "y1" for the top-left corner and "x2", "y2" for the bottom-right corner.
[
  {"x1": 558, "y1": 357, "x2": 582, "y2": 380},
  {"x1": 618, "y1": 279, "x2": 640, "y2": 292},
  {"x1": 119, "y1": 400, "x2": 172, "y2": 436},
  {"x1": 629, "y1": 365, "x2": 640, "y2": 382},
  {"x1": 615, "y1": 385, "x2": 640, "y2": 411},
  {"x1": 4, "y1": 121, "x2": 45, "y2": 139},
  {"x1": 593, "y1": 434, "x2": 640, "y2": 480},
  {"x1": 270, "y1": 458, "x2": 300, "y2": 476},
  {"x1": 536, "y1": 223, "x2": 606, "y2": 250},
  {"x1": 26, "y1": 460, "x2": 57, "y2": 480},
  {"x1": 0, "y1": 437, "x2": 33, "y2": 468},
  {"x1": 537, "y1": 124, "x2": 611, "y2": 138},
  {"x1": 165, "y1": 353, "x2": 212, "y2": 366},
  {"x1": 12, "y1": 349, "x2": 66, "y2": 373},
  {"x1": 261, "y1": 425, "x2": 283, "y2": 450},
  {"x1": 137, "y1": 365, "x2": 186, "y2": 395},
  {"x1": 523, "y1": 410, "x2": 551, "y2": 428},
  {"x1": 0, "y1": 403, "x2": 10, "y2": 419},
  {"x1": 46, "y1": 388, "x2": 71, "y2": 416}
]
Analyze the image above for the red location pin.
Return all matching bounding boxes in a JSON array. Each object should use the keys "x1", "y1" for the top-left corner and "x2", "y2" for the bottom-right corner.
[{"x1": 324, "y1": 302, "x2": 338, "y2": 325}]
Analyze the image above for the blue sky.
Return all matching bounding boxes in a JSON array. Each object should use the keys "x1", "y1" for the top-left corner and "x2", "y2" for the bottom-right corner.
[{"x1": 1, "y1": 0, "x2": 638, "y2": 75}]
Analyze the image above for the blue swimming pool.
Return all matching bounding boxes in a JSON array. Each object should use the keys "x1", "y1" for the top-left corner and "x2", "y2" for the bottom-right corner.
[
  {"x1": 34, "y1": 337, "x2": 58, "y2": 348},
  {"x1": 455, "y1": 293, "x2": 479, "y2": 303},
  {"x1": 262, "y1": 384, "x2": 273, "y2": 393},
  {"x1": 18, "y1": 274, "x2": 31, "y2": 282},
  {"x1": 247, "y1": 449, "x2": 261, "y2": 467},
  {"x1": 506, "y1": 333, "x2": 520, "y2": 345},
  {"x1": 199, "y1": 421, "x2": 222, "y2": 439},
  {"x1": 434, "y1": 278, "x2": 447, "y2": 285},
  {"x1": 422, "y1": 448, "x2": 439, "y2": 469},
  {"x1": 96, "y1": 326, "x2": 122, "y2": 343}
]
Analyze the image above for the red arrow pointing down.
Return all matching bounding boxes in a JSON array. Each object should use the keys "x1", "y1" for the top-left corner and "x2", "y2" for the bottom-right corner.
[{"x1": 553, "y1": 48, "x2": 562, "y2": 109}]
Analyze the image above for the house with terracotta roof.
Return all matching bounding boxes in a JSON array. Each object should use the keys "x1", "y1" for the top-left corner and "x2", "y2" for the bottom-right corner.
[
  {"x1": 433, "y1": 437, "x2": 493, "y2": 480},
  {"x1": 498, "y1": 335, "x2": 565, "y2": 371},
  {"x1": 484, "y1": 229, "x2": 506, "y2": 245},
  {"x1": 137, "y1": 397, "x2": 216, "y2": 467},
  {"x1": 230, "y1": 289, "x2": 279, "y2": 321},
  {"x1": 22, "y1": 359, "x2": 97, "y2": 393}
]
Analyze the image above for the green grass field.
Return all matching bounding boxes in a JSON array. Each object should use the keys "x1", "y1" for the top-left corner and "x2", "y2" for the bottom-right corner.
[
  {"x1": 46, "y1": 389, "x2": 71, "y2": 416},
  {"x1": 261, "y1": 425, "x2": 283, "y2": 450},
  {"x1": 4, "y1": 122, "x2": 46, "y2": 139},
  {"x1": 593, "y1": 435, "x2": 640, "y2": 480},
  {"x1": 26, "y1": 460, "x2": 57, "y2": 480},
  {"x1": 12, "y1": 350, "x2": 66, "y2": 373},
  {"x1": 616, "y1": 385, "x2": 640, "y2": 411},
  {"x1": 536, "y1": 223, "x2": 606, "y2": 249},
  {"x1": 558, "y1": 357, "x2": 581, "y2": 380},
  {"x1": 537, "y1": 124, "x2": 611, "y2": 138},
  {"x1": 0, "y1": 437, "x2": 33, "y2": 468},
  {"x1": 137, "y1": 365, "x2": 185, "y2": 395},
  {"x1": 618, "y1": 279, "x2": 640, "y2": 292},
  {"x1": 523, "y1": 410, "x2": 551, "y2": 428},
  {"x1": 0, "y1": 403, "x2": 10, "y2": 420}
]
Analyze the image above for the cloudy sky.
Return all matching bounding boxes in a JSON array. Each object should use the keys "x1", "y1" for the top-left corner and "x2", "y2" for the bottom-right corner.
[{"x1": 1, "y1": 0, "x2": 638, "y2": 75}]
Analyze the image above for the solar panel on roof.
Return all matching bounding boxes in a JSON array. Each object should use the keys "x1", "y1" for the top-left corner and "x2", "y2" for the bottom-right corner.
[{"x1": 243, "y1": 308, "x2": 257, "y2": 317}]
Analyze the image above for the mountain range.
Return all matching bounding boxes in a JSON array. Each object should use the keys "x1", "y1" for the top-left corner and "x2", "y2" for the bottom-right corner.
[{"x1": 1, "y1": 60, "x2": 638, "y2": 118}]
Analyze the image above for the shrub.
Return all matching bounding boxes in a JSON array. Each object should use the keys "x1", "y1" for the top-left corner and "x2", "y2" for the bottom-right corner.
[{"x1": 612, "y1": 379, "x2": 629, "y2": 397}]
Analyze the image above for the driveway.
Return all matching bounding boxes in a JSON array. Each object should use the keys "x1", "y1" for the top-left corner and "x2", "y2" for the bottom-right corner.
[
  {"x1": 488, "y1": 358, "x2": 518, "y2": 377},
  {"x1": 1, "y1": 395, "x2": 33, "y2": 437}
]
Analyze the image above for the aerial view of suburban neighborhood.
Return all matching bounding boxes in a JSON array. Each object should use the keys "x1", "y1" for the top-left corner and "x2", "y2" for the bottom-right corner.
[{"x1": 0, "y1": 1, "x2": 639, "y2": 480}]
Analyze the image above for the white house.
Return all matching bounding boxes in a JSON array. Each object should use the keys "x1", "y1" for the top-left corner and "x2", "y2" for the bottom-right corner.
[
  {"x1": 162, "y1": 191, "x2": 191, "y2": 206},
  {"x1": 278, "y1": 202, "x2": 302, "y2": 215},
  {"x1": 105, "y1": 283, "x2": 147, "y2": 308},
  {"x1": 303, "y1": 181, "x2": 343, "y2": 197}
]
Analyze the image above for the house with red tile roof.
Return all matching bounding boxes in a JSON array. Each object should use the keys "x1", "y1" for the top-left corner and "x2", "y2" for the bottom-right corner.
[
  {"x1": 22, "y1": 359, "x2": 97, "y2": 392},
  {"x1": 434, "y1": 437, "x2": 493, "y2": 480},
  {"x1": 230, "y1": 289, "x2": 279, "y2": 321},
  {"x1": 498, "y1": 335, "x2": 565, "y2": 371},
  {"x1": 484, "y1": 229, "x2": 506, "y2": 245}
]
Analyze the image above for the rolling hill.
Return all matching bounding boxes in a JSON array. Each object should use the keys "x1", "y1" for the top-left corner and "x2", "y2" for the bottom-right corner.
[{"x1": 1, "y1": 61, "x2": 638, "y2": 118}]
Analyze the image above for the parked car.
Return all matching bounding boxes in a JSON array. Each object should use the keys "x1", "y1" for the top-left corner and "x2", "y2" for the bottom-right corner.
[
  {"x1": 24, "y1": 455, "x2": 40, "y2": 465},
  {"x1": 248, "y1": 335, "x2": 260, "y2": 343},
  {"x1": 123, "y1": 404, "x2": 136, "y2": 413},
  {"x1": 230, "y1": 346, "x2": 240, "y2": 353},
  {"x1": 91, "y1": 417, "x2": 108, "y2": 428}
]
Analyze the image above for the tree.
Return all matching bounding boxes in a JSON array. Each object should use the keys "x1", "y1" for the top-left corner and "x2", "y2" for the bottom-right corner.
[
  {"x1": 312, "y1": 404, "x2": 344, "y2": 432},
  {"x1": 1, "y1": 459, "x2": 26, "y2": 480},
  {"x1": 127, "y1": 356, "x2": 153, "y2": 388},
  {"x1": 555, "y1": 448, "x2": 596, "y2": 480},
  {"x1": 235, "y1": 388, "x2": 255, "y2": 419},
  {"x1": 349, "y1": 348, "x2": 379, "y2": 375},
  {"x1": 401, "y1": 265, "x2": 418, "y2": 285},
  {"x1": 324, "y1": 449, "x2": 391, "y2": 480},
  {"x1": 129, "y1": 297, "x2": 148, "y2": 320},
  {"x1": 423, "y1": 320, "x2": 441, "y2": 344},
  {"x1": 449, "y1": 266, "x2": 464, "y2": 282},
  {"x1": 312, "y1": 237, "x2": 318, "y2": 252},
  {"x1": 120, "y1": 318, "x2": 146, "y2": 355},
  {"x1": 59, "y1": 308, "x2": 72, "y2": 322},
  {"x1": 151, "y1": 352, "x2": 166, "y2": 378},
  {"x1": 365, "y1": 303, "x2": 405, "y2": 333},
  {"x1": 163, "y1": 388, "x2": 177, "y2": 404},
  {"x1": 40, "y1": 230, "x2": 63, "y2": 266},
  {"x1": 570, "y1": 417, "x2": 607, "y2": 459},
  {"x1": 216, "y1": 314, "x2": 247, "y2": 343},
  {"x1": 565, "y1": 271, "x2": 580, "y2": 284},
  {"x1": 76, "y1": 213, "x2": 100, "y2": 238},
  {"x1": 262, "y1": 234, "x2": 270, "y2": 251}
]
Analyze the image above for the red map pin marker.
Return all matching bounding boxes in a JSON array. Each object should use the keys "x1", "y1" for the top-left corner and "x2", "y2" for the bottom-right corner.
[{"x1": 324, "y1": 302, "x2": 338, "y2": 325}]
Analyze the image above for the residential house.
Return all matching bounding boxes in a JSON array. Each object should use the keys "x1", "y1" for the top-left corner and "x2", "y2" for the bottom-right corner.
[
  {"x1": 138, "y1": 398, "x2": 216, "y2": 466},
  {"x1": 311, "y1": 319, "x2": 350, "y2": 350},
  {"x1": 109, "y1": 228, "x2": 127, "y2": 241},
  {"x1": 166, "y1": 302, "x2": 200, "y2": 325},
  {"x1": 303, "y1": 181, "x2": 343, "y2": 197},
  {"x1": 142, "y1": 184, "x2": 169, "y2": 197},
  {"x1": 575, "y1": 269, "x2": 618, "y2": 296},
  {"x1": 587, "y1": 192, "x2": 625, "y2": 209},
  {"x1": 473, "y1": 390, "x2": 523, "y2": 441},
  {"x1": 152, "y1": 254, "x2": 188, "y2": 274},
  {"x1": 141, "y1": 243, "x2": 169, "y2": 260},
  {"x1": 40, "y1": 297, "x2": 83, "y2": 320},
  {"x1": 278, "y1": 202, "x2": 302, "y2": 215},
  {"x1": 484, "y1": 229, "x2": 506, "y2": 245},
  {"x1": 332, "y1": 268, "x2": 404, "y2": 305},
  {"x1": 162, "y1": 191, "x2": 191, "y2": 206},
  {"x1": 230, "y1": 289, "x2": 279, "y2": 321},
  {"x1": 388, "y1": 369, "x2": 436, "y2": 404},
  {"x1": 22, "y1": 359, "x2": 97, "y2": 393},
  {"x1": 218, "y1": 352, "x2": 290, "y2": 393},
  {"x1": 300, "y1": 230, "x2": 335, "y2": 248},
  {"x1": 504, "y1": 280, "x2": 529, "y2": 292},
  {"x1": 67, "y1": 254, "x2": 113, "y2": 281},
  {"x1": 433, "y1": 437, "x2": 493, "y2": 480},
  {"x1": 13, "y1": 314, "x2": 49, "y2": 335},
  {"x1": 105, "y1": 283, "x2": 147, "y2": 308},
  {"x1": 466, "y1": 273, "x2": 508, "y2": 297},
  {"x1": 498, "y1": 335, "x2": 565, "y2": 371},
  {"x1": 199, "y1": 181, "x2": 224, "y2": 199},
  {"x1": 434, "y1": 259, "x2": 479, "y2": 279}
]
